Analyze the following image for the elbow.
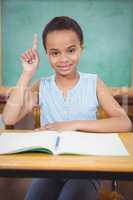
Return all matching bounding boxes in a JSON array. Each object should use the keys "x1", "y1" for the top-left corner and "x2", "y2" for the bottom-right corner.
[
  {"x1": 2, "y1": 113, "x2": 17, "y2": 126},
  {"x1": 123, "y1": 116, "x2": 132, "y2": 132},
  {"x1": 126, "y1": 118, "x2": 132, "y2": 132}
]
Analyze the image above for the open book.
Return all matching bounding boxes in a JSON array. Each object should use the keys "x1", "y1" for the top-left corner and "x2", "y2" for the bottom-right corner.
[{"x1": 0, "y1": 131, "x2": 128, "y2": 156}]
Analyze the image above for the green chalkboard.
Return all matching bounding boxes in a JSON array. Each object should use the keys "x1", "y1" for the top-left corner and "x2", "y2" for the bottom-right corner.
[{"x1": 2, "y1": 0, "x2": 133, "y2": 87}]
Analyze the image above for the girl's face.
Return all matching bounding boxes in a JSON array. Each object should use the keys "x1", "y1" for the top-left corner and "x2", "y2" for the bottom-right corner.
[{"x1": 45, "y1": 30, "x2": 83, "y2": 77}]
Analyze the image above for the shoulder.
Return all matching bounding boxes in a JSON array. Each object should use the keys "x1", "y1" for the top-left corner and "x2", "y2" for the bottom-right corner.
[
  {"x1": 96, "y1": 78, "x2": 110, "y2": 95},
  {"x1": 96, "y1": 78, "x2": 128, "y2": 118},
  {"x1": 39, "y1": 75, "x2": 54, "y2": 90},
  {"x1": 30, "y1": 75, "x2": 54, "y2": 92},
  {"x1": 80, "y1": 72, "x2": 98, "y2": 90},
  {"x1": 96, "y1": 78, "x2": 116, "y2": 109},
  {"x1": 80, "y1": 72, "x2": 98, "y2": 80}
]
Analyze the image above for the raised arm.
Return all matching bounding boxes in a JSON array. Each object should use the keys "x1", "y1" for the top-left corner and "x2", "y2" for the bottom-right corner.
[{"x1": 2, "y1": 33, "x2": 39, "y2": 125}]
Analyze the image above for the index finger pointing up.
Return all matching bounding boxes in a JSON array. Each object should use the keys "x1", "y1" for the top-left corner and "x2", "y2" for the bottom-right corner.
[{"x1": 32, "y1": 33, "x2": 38, "y2": 51}]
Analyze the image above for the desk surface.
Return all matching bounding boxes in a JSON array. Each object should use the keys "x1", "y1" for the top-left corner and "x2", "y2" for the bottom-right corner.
[{"x1": 0, "y1": 131, "x2": 133, "y2": 179}]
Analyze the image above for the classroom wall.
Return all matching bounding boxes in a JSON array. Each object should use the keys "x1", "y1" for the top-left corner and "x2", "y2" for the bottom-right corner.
[{"x1": 1, "y1": 0, "x2": 133, "y2": 87}]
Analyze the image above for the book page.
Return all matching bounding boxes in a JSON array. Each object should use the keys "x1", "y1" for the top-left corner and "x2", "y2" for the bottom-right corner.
[
  {"x1": 56, "y1": 132, "x2": 128, "y2": 156},
  {"x1": 0, "y1": 131, "x2": 58, "y2": 154}
]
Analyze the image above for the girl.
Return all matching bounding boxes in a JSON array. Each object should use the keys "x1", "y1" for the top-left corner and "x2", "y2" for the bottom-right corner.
[{"x1": 3, "y1": 16, "x2": 132, "y2": 200}]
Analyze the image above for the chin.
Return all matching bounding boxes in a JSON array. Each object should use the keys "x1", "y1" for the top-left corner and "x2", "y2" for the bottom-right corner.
[
  {"x1": 59, "y1": 67, "x2": 77, "y2": 75},
  {"x1": 60, "y1": 70, "x2": 74, "y2": 76}
]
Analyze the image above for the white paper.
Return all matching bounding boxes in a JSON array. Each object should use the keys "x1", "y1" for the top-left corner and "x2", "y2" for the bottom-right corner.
[
  {"x1": 56, "y1": 131, "x2": 128, "y2": 156},
  {"x1": 0, "y1": 131, "x2": 57, "y2": 154},
  {"x1": 0, "y1": 131, "x2": 129, "y2": 156}
]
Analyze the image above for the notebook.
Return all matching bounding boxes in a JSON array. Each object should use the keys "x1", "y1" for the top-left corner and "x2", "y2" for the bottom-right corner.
[{"x1": 0, "y1": 131, "x2": 128, "y2": 156}]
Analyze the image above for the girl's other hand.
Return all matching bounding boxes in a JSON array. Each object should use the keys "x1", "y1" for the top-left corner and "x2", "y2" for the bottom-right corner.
[
  {"x1": 35, "y1": 121, "x2": 80, "y2": 132},
  {"x1": 21, "y1": 33, "x2": 39, "y2": 75}
]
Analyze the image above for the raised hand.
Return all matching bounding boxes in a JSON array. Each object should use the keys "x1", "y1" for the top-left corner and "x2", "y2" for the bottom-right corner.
[{"x1": 21, "y1": 33, "x2": 39, "y2": 75}]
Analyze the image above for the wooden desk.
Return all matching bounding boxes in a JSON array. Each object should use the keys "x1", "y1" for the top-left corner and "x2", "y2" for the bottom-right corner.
[{"x1": 0, "y1": 131, "x2": 133, "y2": 180}]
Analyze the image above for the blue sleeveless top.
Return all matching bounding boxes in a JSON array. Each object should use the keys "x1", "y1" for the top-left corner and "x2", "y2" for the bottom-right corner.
[{"x1": 39, "y1": 72, "x2": 99, "y2": 126}]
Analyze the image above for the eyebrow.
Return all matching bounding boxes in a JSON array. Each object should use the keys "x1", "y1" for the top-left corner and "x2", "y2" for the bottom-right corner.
[
  {"x1": 67, "y1": 45, "x2": 77, "y2": 49},
  {"x1": 48, "y1": 45, "x2": 77, "y2": 52}
]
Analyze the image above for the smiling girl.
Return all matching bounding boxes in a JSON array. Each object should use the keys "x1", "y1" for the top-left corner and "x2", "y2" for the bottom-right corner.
[{"x1": 3, "y1": 16, "x2": 132, "y2": 200}]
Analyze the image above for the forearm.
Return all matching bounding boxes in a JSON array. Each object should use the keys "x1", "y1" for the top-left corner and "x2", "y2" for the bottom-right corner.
[
  {"x1": 2, "y1": 72, "x2": 33, "y2": 125},
  {"x1": 77, "y1": 116, "x2": 132, "y2": 133}
]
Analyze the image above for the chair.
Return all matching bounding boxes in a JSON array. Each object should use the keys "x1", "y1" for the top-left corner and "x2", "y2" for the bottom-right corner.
[{"x1": 0, "y1": 89, "x2": 32, "y2": 200}]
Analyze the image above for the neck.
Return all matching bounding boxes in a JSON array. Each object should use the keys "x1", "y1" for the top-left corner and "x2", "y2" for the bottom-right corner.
[{"x1": 55, "y1": 72, "x2": 80, "y2": 91}]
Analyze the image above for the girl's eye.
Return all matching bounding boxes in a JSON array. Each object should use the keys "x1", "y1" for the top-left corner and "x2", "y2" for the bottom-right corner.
[
  {"x1": 51, "y1": 52, "x2": 59, "y2": 56},
  {"x1": 68, "y1": 48, "x2": 76, "y2": 53}
]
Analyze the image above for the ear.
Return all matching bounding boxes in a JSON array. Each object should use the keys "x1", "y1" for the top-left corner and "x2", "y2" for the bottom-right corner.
[{"x1": 80, "y1": 44, "x2": 84, "y2": 51}]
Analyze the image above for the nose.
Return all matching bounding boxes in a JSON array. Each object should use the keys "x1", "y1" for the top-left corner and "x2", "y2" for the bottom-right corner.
[{"x1": 59, "y1": 53, "x2": 69, "y2": 63}]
